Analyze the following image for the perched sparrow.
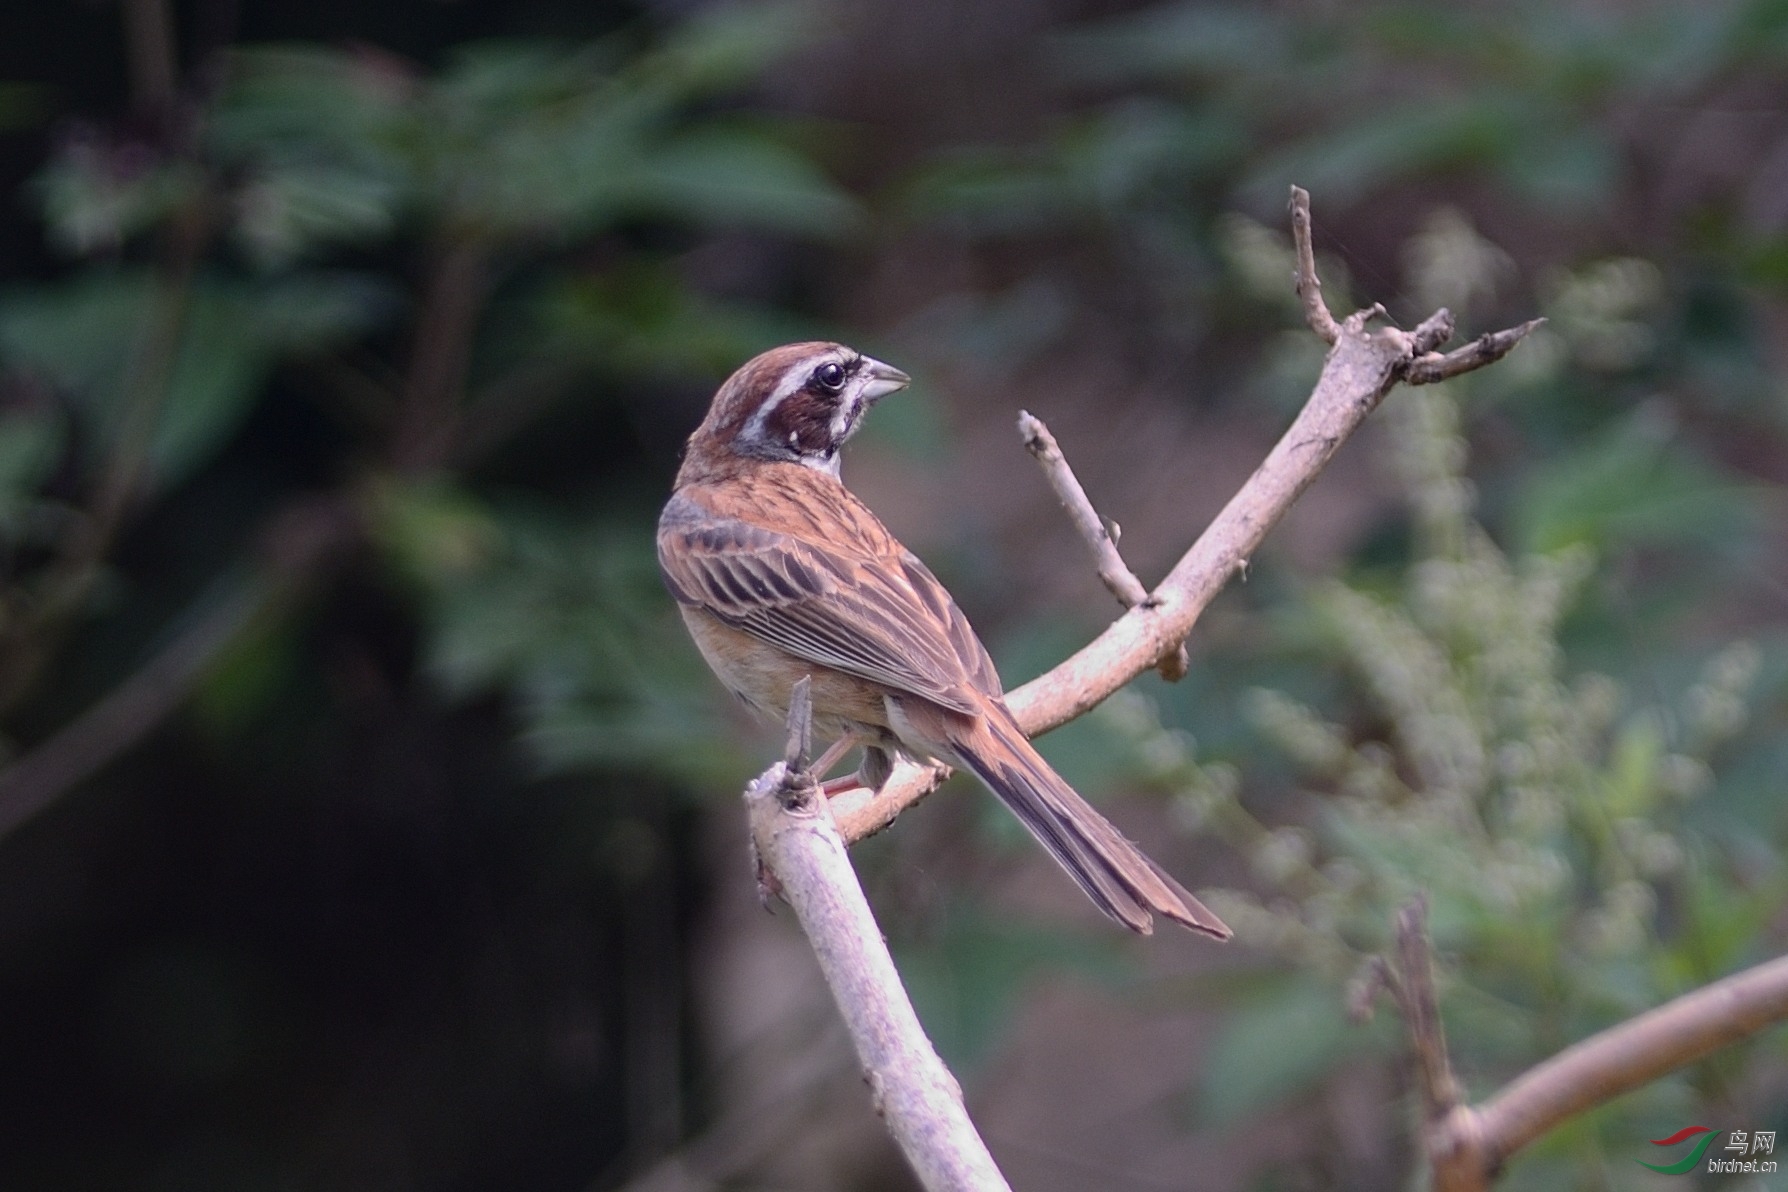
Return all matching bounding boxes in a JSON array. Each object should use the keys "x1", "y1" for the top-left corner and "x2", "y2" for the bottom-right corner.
[{"x1": 657, "y1": 342, "x2": 1229, "y2": 937}]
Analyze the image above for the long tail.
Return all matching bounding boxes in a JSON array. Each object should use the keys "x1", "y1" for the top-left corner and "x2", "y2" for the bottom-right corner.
[{"x1": 951, "y1": 706, "x2": 1230, "y2": 938}]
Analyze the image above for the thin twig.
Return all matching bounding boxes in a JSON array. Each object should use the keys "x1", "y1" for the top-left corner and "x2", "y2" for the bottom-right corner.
[
  {"x1": 746, "y1": 691, "x2": 1011, "y2": 1192},
  {"x1": 833, "y1": 193, "x2": 1542, "y2": 844},
  {"x1": 122, "y1": 0, "x2": 179, "y2": 115},
  {"x1": 392, "y1": 238, "x2": 490, "y2": 474},
  {"x1": 784, "y1": 675, "x2": 813, "y2": 771},
  {"x1": 1017, "y1": 411, "x2": 1189, "y2": 681},
  {"x1": 1291, "y1": 186, "x2": 1340, "y2": 344},
  {"x1": 1393, "y1": 898, "x2": 1462, "y2": 1120},
  {"x1": 1348, "y1": 955, "x2": 1399, "y2": 1024},
  {"x1": 1406, "y1": 320, "x2": 1547, "y2": 385},
  {"x1": 1427, "y1": 951, "x2": 1788, "y2": 1189}
]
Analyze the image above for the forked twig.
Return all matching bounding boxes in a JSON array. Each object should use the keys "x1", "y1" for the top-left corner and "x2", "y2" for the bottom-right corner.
[
  {"x1": 756, "y1": 185, "x2": 1787, "y2": 1192},
  {"x1": 1361, "y1": 900, "x2": 1788, "y2": 1189},
  {"x1": 1018, "y1": 411, "x2": 1190, "y2": 680},
  {"x1": 1406, "y1": 321, "x2": 1545, "y2": 385},
  {"x1": 1291, "y1": 186, "x2": 1341, "y2": 344},
  {"x1": 833, "y1": 188, "x2": 1542, "y2": 844}
]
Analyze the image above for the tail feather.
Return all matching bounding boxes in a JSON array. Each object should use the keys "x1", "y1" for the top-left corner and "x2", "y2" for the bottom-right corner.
[{"x1": 954, "y1": 708, "x2": 1230, "y2": 939}]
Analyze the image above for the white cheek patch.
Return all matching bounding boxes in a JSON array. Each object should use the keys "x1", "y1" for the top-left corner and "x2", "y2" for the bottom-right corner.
[{"x1": 829, "y1": 394, "x2": 862, "y2": 444}]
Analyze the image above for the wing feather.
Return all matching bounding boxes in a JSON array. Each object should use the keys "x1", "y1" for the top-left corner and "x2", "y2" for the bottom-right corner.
[{"x1": 658, "y1": 494, "x2": 996, "y2": 714}]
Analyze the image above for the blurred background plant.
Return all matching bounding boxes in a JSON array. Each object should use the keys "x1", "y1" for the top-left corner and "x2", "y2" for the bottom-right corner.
[
  {"x1": 1094, "y1": 219, "x2": 1781, "y2": 1187},
  {"x1": 1, "y1": 0, "x2": 1785, "y2": 1189}
]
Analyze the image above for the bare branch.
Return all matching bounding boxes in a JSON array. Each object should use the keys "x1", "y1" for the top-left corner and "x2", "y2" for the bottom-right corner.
[
  {"x1": 1371, "y1": 902, "x2": 1788, "y2": 1190},
  {"x1": 1405, "y1": 308, "x2": 1456, "y2": 357},
  {"x1": 1406, "y1": 320, "x2": 1547, "y2": 385},
  {"x1": 746, "y1": 697, "x2": 1011, "y2": 1192},
  {"x1": 1429, "y1": 952, "x2": 1788, "y2": 1187},
  {"x1": 778, "y1": 188, "x2": 1537, "y2": 1187},
  {"x1": 1291, "y1": 185, "x2": 1340, "y2": 344},
  {"x1": 784, "y1": 674, "x2": 813, "y2": 772},
  {"x1": 722, "y1": 185, "x2": 1783, "y2": 1192},
  {"x1": 1392, "y1": 898, "x2": 1463, "y2": 1120},
  {"x1": 1376, "y1": 899, "x2": 1489, "y2": 1191},
  {"x1": 836, "y1": 265, "x2": 1538, "y2": 844},
  {"x1": 1348, "y1": 955, "x2": 1399, "y2": 1024},
  {"x1": 1017, "y1": 411, "x2": 1189, "y2": 681},
  {"x1": 122, "y1": 0, "x2": 178, "y2": 114},
  {"x1": 392, "y1": 238, "x2": 490, "y2": 474}
]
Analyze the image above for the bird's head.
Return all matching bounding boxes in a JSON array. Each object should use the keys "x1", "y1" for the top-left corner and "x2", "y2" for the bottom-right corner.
[{"x1": 678, "y1": 342, "x2": 910, "y2": 482}]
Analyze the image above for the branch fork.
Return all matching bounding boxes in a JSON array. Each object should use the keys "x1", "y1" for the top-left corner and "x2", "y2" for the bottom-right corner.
[
  {"x1": 741, "y1": 188, "x2": 1550, "y2": 1188},
  {"x1": 1018, "y1": 410, "x2": 1191, "y2": 681},
  {"x1": 829, "y1": 189, "x2": 1542, "y2": 846},
  {"x1": 694, "y1": 187, "x2": 1785, "y2": 1191},
  {"x1": 1371, "y1": 899, "x2": 1788, "y2": 1190}
]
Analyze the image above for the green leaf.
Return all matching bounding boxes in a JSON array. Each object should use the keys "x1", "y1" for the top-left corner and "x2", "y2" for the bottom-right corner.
[
  {"x1": 378, "y1": 493, "x2": 746, "y2": 787},
  {"x1": 532, "y1": 264, "x2": 810, "y2": 378},
  {"x1": 651, "y1": 0, "x2": 819, "y2": 92},
  {"x1": 1050, "y1": 3, "x2": 1286, "y2": 85},
  {"x1": 214, "y1": 33, "x2": 843, "y2": 245},
  {"x1": 367, "y1": 478, "x2": 504, "y2": 591},
  {"x1": 900, "y1": 148, "x2": 1075, "y2": 234},
  {"x1": 1241, "y1": 94, "x2": 1532, "y2": 208},
  {"x1": 0, "y1": 403, "x2": 65, "y2": 501},
  {"x1": 211, "y1": 46, "x2": 417, "y2": 164},
  {"x1": 636, "y1": 128, "x2": 859, "y2": 235},
  {"x1": 0, "y1": 271, "x2": 392, "y2": 490},
  {"x1": 1499, "y1": 127, "x2": 1620, "y2": 212},
  {"x1": 33, "y1": 147, "x2": 203, "y2": 256},
  {"x1": 1602, "y1": 714, "x2": 1664, "y2": 818},
  {"x1": 191, "y1": 598, "x2": 301, "y2": 738},
  {"x1": 232, "y1": 163, "x2": 402, "y2": 265}
]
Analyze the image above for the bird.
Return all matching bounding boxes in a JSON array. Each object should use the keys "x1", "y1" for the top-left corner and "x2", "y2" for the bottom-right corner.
[{"x1": 656, "y1": 341, "x2": 1229, "y2": 938}]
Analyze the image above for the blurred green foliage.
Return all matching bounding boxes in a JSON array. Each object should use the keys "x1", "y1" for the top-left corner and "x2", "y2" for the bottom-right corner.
[
  {"x1": 891, "y1": 1, "x2": 1788, "y2": 1186},
  {"x1": 371, "y1": 482, "x2": 737, "y2": 786},
  {"x1": 0, "y1": 5, "x2": 855, "y2": 1188},
  {"x1": 1091, "y1": 216, "x2": 1783, "y2": 1189},
  {"x1": 0, "y1": 0, "x2": 846, "y2": 772}
]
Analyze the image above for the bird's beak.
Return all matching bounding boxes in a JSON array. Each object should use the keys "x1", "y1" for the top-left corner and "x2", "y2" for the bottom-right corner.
[{"x1": 860, "y1": 357, "x2": 911, "y2": 403}]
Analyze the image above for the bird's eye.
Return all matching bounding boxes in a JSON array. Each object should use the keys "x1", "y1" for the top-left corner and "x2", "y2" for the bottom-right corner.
[{"x1": 813, "y1": 362, "x2": 847, "y2": 392}]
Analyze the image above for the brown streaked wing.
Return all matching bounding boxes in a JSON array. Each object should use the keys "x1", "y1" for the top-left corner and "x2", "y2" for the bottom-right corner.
[
  {"x1": 658, "y1": 496, "x2": 985, "y2": 714},
  {"x1": 895, "y1": 552, "x2": 1002, "y2": 699}
]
